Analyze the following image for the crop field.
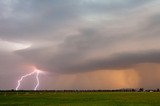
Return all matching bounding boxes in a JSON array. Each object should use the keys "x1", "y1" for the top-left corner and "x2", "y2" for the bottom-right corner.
[{"x1": 0, "y1": 92, "x2": 160, "y2": 106}]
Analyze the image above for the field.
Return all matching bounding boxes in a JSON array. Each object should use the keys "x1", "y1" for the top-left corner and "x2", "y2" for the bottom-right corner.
[{"x1": 0, "y1": 92, "x2": 160, "y2": 106}]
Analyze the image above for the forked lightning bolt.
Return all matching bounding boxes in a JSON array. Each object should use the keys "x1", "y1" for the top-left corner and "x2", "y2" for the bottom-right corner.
[{"x1": 16, "y1": 68, "x2": 41, "y2": 90}]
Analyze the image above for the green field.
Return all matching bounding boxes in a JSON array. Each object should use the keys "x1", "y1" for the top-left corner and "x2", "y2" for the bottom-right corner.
[{"x1": 0, "y1": 92, "x2": 160, "y2": 106}]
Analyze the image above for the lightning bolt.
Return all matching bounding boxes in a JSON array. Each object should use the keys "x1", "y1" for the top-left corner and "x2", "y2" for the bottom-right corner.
[
  {"x1": 34, "y1": 70, "x2": 40, "y2": 90},
  {"x1": 16, "y1": 68, "x2": 41, "y2": 90}
]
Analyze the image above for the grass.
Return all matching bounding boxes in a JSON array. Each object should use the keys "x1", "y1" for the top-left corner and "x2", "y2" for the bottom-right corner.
[{"x1": 0, "y1": 92, "x2": 160, "y2": 106}]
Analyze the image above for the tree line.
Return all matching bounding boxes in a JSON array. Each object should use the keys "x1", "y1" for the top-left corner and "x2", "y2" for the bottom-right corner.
[{"x1": 0, "y1": 88, "x2": 160, "y2": 92}]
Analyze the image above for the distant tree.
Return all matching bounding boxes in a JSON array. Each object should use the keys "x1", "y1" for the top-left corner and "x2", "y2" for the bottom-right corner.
[
  {"x1": 139, "y1": 88, "x2": 144, "y2": 92},
  {"x1": 157, "y1": 89, "x2": 160, "y2": 92}
]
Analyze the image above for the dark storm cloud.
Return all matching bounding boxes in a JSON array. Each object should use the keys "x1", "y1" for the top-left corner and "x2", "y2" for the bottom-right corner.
[
  {"x1": 16, "y1": 43, "x2": 160, "y2": 73},
  {"x1": 76, "y1": 51, "x2": 160, "y2": 72},
  {"x1": 0, "y1": 0, "x2": 160, "y2": 89},
  {"x1": 15, "y1": 18, "x2": 160, "y2": 73}
]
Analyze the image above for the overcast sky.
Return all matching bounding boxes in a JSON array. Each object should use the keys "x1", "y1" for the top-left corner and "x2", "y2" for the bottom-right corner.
[{"x1": 0, "y1": 0, "x2": 160, "y2": 90}]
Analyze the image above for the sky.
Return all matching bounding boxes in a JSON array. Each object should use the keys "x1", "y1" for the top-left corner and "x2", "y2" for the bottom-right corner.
[{"x1": 0, "y1": 0, "x2": 160, "y2": 90}]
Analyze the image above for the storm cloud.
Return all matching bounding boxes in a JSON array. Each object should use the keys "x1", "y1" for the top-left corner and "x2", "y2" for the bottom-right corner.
[{"x1": 0, "y1": 0, "x2": 160, "y2": 89}]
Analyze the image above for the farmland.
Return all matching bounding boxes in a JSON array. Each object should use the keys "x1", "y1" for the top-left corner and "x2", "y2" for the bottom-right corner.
[{"x1": 0, "y1": 91, "x2": 160, "y2": 106}]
